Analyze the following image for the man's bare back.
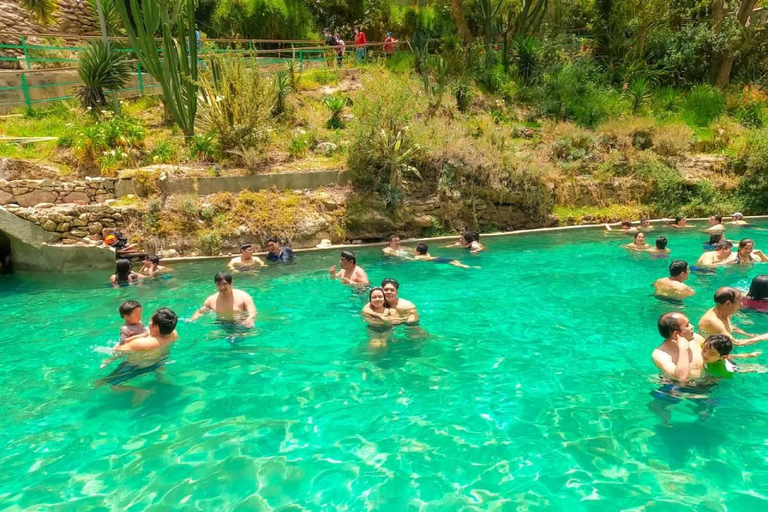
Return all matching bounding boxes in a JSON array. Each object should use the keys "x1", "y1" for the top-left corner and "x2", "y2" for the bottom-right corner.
[{"x1": 654, "y1": 278, "x2": 695, "y2": 298}]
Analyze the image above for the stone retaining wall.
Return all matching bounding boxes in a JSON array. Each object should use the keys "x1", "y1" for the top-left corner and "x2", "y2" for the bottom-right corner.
[
  {"x1": 0, "y1": 177, "x2": 116, "y2": 207},
  {"x1": 3, "y1": 202, "x2": 134, "y2": 245}
]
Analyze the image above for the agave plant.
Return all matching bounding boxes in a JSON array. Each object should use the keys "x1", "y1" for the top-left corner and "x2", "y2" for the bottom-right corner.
[
  {"x1": 20, "y1": 0, "x2": 57, "y2": 26},
  {"x1": 372, "y1": 127, "x2": 421, "y2": 207},
  {"x1": 76, "y1": 41, "x2": 131, "y2": 111},
  {"x1": 512, "y1": 36, "x2": 539, "y2": 85},
  {"x1": 323, "y1": 96, "x2": 348, "y2": 129},
  {"x1": 272, "y1": 70, "x2": 294, "y2": 117},
  {"x1": 623, "y1": 76, "x2": 653, "y2": 115}
]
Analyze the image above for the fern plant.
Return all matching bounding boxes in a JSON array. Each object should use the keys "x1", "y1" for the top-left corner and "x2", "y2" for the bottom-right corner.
[
  {"x1": 76, "y1": 41, "x2": 131, "y2": 111},
  {"x1": 21, "y1": 0, "x2": 57, "y2": 26},
  {"x1": 323, "y1": 96, "x2": 348, "y2": 129}
]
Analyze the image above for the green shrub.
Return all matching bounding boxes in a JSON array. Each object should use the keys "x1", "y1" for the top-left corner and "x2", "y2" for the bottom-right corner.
[
  {"x1": 737, "y1": 128, "x2": 768, "y2": 213},
  {"x1": 289, "y1": 130, "x2": 315, "y2": 158},
  {"x1": 681, "y1": 85, "x2": 725, "y2": 128},
  {"x1": 386, "y1": 52, "x2": 416, "y2": 74},
  {"x1": 73, "y1": 115, "x2": 145, "y2": 174},
  {"x1": 623, "y1": 77, "x2": 652, "y2": 115},
  {"x1": 149, "y1": 139, "x2": 178, "y2": 164},
  {"x1": 651, "y1": 87, "x2": 681, "y2": 118},
  {"x1": 511, "y1": 36, "x2": 540, "y2": 85},
  {"x1": 453, "y1": 75, "x2": 473, "y2": 113},
  {"x1": 197, "y1": 229, "x2": 222, "y2": 255},
  {"x1": 636, "y1": 159, "x2": 686, "y2": 214},
  {"x1": 323, "y1": 96, "x2": 348, "y2": 129},
  {"x1": 188, "y1": 132, "x2": 218, "y2": 162}
]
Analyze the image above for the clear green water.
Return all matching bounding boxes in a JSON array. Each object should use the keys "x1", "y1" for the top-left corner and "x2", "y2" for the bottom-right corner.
[{"x1": 4, "y1": 224, "x2": 768, "y2": 511}]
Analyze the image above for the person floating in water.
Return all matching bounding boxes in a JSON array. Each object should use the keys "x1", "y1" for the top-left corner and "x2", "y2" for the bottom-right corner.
[
  {"x1": 696, "y1": 240, "x2": 734, "y2": 267},
  {"x1": 743, "y1": 275, "x2": 768, "y2": 312},
  {"x1": 447, "y1": 231, "x2": 484, "y2": 253},
  {"x1": 139, "y1": 254, "x2": 172, "y2": 277},
  {"x1": 414, "y1": 242, "x2": 475, "y2": 268},
  {"x1": 654, "y1": 260, "x2": 695, "y2": 299},
  {"x1": 265, "y1": 237, "x2": 295, "y2": 263},
  {"x1": 702, "y1": 334, "x2": 763, "y2": 379},
  {"x1": 623, "y1": 231, "x2": 650, "y2": 251},
  {"x1": 229, "y1": 244, "x2": 266, "y2": 271},
  {"x1": 706, "y1": 214, "x2": 725, "y2": 234},
  {"x1": 698, "y1": 287, "x2": 768, "y2": 345},
  {"x1": 329, "y1": 250, "x2": 370, "y2": 286},
  {"x1": 670, "y1": 216, "x2": 695, "y2": 228},
  {"x1": 191, "y1": 271, "x2": 257, "y2": 328},
  {"x1": 604, "y1": 220, "x2": 637, "y2": 233},
  {"x1": 381, "y1": 278, "x2": 419, "y2": 324},
  {"x1": 729, "y1": 212, "x2": 749, "y2": 226},
  {"x1": 729, "y1": 238, "x2": 768, "y2": 265},
  {"x1": 110, "y1": 258, "x2": 143, "y2": 287},
  {"x1": 382, "y1": 235, "x2": 411, "y2": 258},
  {"x1": 95, "y1": 308, "x2": 179, "y2": 404}
]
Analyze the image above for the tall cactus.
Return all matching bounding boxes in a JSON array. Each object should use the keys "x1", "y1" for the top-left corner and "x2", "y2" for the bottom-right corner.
[{"x1": 114, "y1": 0, "x2": 198, "y2": 136}]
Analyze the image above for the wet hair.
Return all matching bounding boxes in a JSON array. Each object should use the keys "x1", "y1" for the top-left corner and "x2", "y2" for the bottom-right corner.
[
  {"x1": 658, "y1": 312, "x2": 685, "y2": 339},
  {"x1": 675, "y1": 216, "x2": 685, "y2": 224},
  {"x1": 704, "y1": 334, "x2": 733, "y2": 357},
  {"x1": 214, "y1": 271, "x2": 233, "y2": 284},
  {"x1": 151, "y1": 307, "x2": 178, "y2": 336},
  {"x1": 747, "y1": 275, "x2": 768, "y2": 301},
  {"x1": 708, "y1": 233, "x2": 723, "y2": 245},
  {"x1": 115, "y1": 259, "x2": 132, "y2": 283},
  {"x1": 739, "y1": 238, "x2": 754, "y2": 250},
  {"x1": 388, "y1": 234, "x2": 400, "y2": 241},
  {"x1": 340, "y1": 250, "x2": 356, "y2": 265},
  {"x1": 641, "y1": 217, "x2": 649, "y2": 224},
  {"x1": 240, "y1": 244, "x2": 252, "y2": 252},
  {"x1": 416, "y1": 242, "x2": 428, "y2": 255},
  {"x1": 714, "y1": 286, "x2": 740, "y2": 305},
  {"x1": 267, "y1": 237, "x2": 279, "y2": 244},
  {"x1": 146, "y1": 254, "x2": 160, "y2": 265},
  {"x1": 381, "y1": 278, "x2": 400, "y2": 289},
  {"x1": 669, "y1": 260, "x2": 688, "y2": 277},
  {"x1": 715, "y1": 240, "x2": 733, "y2": 251},
  {"x1": 368, "y1": 287, "x2": 388, "y2": 305},
  {"x1": 461, "y1": 231, "x2": 475, "y2": 244},
  {"x1": 712, "y1": 214, "x2": 723, "y2": 223},
  {"x1": 655, "y1": 236, "x2": 668, "y2": 250},
  {"x1": 621, "y1": 221, "x2": 632, "y2": 228},
  {"x1": 119, "y1": 300, "x2": 141, "y2": 318},
  {"x1": 633, "y1": 232, "x2": 644, "y2": 241}
]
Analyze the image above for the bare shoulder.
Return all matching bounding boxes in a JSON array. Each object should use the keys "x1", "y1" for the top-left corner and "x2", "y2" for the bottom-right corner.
[{"x1": 234, "y1": 288, "x2": 254, "y2": 300}]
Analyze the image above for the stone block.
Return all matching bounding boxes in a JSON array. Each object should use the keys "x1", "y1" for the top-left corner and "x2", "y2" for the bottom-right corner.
[
  {"x1": 88, "y1": 222, "x2": 103, "y2": 234},
  {"x1": 0, "y1": 189, "x2": 14, "y2": 205},
  {"x1": 41, "y1": 220, "x2": 57, "y2": 231},
  {"x1": 70, "y1": 229, "x2": 89, "y2": 238},
  {"x1": 56, "y1": 222, "x2": 71, "y2": 232},
  {"x1": 16, "y1": 189, "x2": 58, "y2": 207},
  {"x1": 62, "y1": 192, "x2": 90, "y2": 204}
]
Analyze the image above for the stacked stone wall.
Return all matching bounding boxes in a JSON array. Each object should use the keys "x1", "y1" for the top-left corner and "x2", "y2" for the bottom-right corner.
[{"x1": 0, "y1": 177, "x2": 117, "y2": 207}]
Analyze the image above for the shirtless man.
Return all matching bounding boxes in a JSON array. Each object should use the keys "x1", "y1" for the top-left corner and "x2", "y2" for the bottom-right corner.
[
  {"x1": 604, "y1": 220, "x2": 637, "y2": 233},
  {"x1": 729, "y1": 238, "x2": 768, "y2": 265},
  {"x1": 670, "y1": 216, "x2": 695, "y2": 229},
  {"x1": 414, "y1": 242, "x2": 474, "y2": 268},
  {"x1": 329, "y1": 251, "x2": 369, "y2": 286},
  {"x1": 95, "y1": 308, "x2": 179, "y2": 402},
  {"x1": 191, "y1": 271, "x2": 257, "y2": 327},
  {"x1": 698, "y1": 287, "x2": 768, "y2": 346},
  {"x1": 382, "y1": 235, "x2": 410, "y2": 258},
  {"x1": 228, "y1": 244, "x2": 266, "y2": 271},
  {"x1": 706, "y1": 214, "x2": 725, "y2": 234},
  {"x1": 139, "y1": 254, "x2": 172, "y2": 276},
  {"x1": 381, "y1": 278, "x2": 419, "y2": 324},
  {"x1": 652, "y1": 312, "x2": 704, "y2": 382},
  {"x1": 729, "y1": 212, "x2": 749, "y2": 226},
  {"x1": 639, "y1": 217, "x2": 653, "y2": 231},
  {"x1": 696, "y1": 240, "x2": 734, "y2": 267},
  {"x1": 654, "y1": 260, "x2": 695, "y2": 298}
]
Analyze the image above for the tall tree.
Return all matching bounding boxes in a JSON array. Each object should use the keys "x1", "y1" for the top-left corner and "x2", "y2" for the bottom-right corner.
[
  {"x1": 450, "y1": 0, "x2": 473, "y2": 43},
  {"x1": 711, "y1": 0, "x2": 759, "y2": 87}
]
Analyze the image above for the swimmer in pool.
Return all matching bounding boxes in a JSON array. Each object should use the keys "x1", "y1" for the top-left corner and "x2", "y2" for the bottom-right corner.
[
  {"x1": 623, "y1": 231, "x2": 650, "y2": 251},
  {"x1": 670, "y1": 216, "x2": 696, "y2": 228},
  {"x1": 329, "y1": 250, "x2": 370, "y2": 286},
  {"x1": 382, "y1": 235, "x2": 411, "y2": 258},
  {"x1": 696, "y1": 240, "x2": 734, "y2": 267},
  {"x1": 654, "y1": 260, "x2": 695, "y2": 299},
  {"x1": 702, "y1": 334, "x2": 763, "y2": 379},
  {"x1": 743, "y1": 275, "x2": 768, "y2": 312},
  {"x1": 652, "y1": 312, "x2": 705, "y2": 383},
  {"x1": 381, "y1": 278, "x2": 419, "y2": 324},
  {"x1": 191, "y1": 271, "x2": 257, "y2": 328},
  {"x1": 139, "y1": 253, "x2": 172, "y2": 277},
  {"x1": 706, "y1": 214, "x2": 726, "y2": 234},
  {"x1": 228, "y1": 244, "x2": 266, "y2": 271},
  {"x1": 698, "y1": 287, "x2": 768, "y2": 345},
  {"x1": 639, "y1": 217, "x2": 653, "y2": 231},
  {"x1": 446, "y1": 231, "x2": 484, "y2": 254},
  {"x1": 362, "y1": 287, "x2": 395, "y2": 322},
  {"x1": 414, "y1": 242, "x2": 475, "y2": 268},
  {"x1": 729, "y1": 238, "x2": 768, "y2": 265},
  {"x1": 604, "y1": 220, "x2": 637, "y2": 233},
  {"x1": 652, "y1": 236, "x2": 670, "y2": 256},
  {"x1": 729, "y1": 212, "x2": 749, "y2": 226},
  {"x1": 702, "y1": 232, "x2": 723, "y2": 251},
  {"x1": 110, "y1": 258, "x2": 143, "y2": 287}
]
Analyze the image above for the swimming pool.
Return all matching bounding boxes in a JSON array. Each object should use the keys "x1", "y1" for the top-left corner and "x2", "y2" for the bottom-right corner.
[{"x1": 3, "y1": 224, "x2": 768, "y2": 511}]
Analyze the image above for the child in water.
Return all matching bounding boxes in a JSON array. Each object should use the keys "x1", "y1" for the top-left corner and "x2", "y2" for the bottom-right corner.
[
  {"x1": 702, "y1": 334, "x2": 764, "y2": 378},
  {"x1": 119, "y1": 300, "x2": 148, "y2": 344}
]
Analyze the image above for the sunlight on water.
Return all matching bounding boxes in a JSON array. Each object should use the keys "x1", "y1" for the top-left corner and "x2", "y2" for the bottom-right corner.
[{"x1": 3, "y1": 224, "x2": 768, "y2": 510}]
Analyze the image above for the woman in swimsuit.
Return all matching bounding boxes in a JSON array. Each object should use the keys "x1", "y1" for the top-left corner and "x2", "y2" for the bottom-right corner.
[
  {"x1": 447, "y1": 231, "x2": 484, "y2": 254},
  {"x1": 623, "y1": 231, "x2": 650, "y2": 251},
  {"x1": 743, "y1": 275, "x2": 768, "y2": 312},
  {"x1": 362, "y1": 287, "x2": 397, "y2": 348},
  {"x1": 110, "y1": 259, "x2": 142, "y2": 287}
]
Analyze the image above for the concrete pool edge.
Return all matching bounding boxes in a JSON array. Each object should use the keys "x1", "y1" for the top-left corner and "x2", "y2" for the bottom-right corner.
[{"x1": 162, "y1": 215, "x2": 768, "y2": 264}]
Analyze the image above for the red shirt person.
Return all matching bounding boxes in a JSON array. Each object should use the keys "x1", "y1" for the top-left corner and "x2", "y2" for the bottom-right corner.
[
  {"x1": 383, "y1": 32, "x2": 398, "y2": 56},
  {"x1": 354, "y1": 25, "x2": 367, "y2": 59}
]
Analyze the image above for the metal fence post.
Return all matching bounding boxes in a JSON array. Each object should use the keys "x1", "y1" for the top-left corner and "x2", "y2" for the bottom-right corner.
[
  {"x1": 21, "y1": 36, "x2": 32, "y2": 70},
  {"x1": 137, "y1": 62, "x2": 144, "y2": 96},
  {"x1": 20, "y1": 72, "x2": 32, "y2": 110},
  {"x1": 299, "y1": 51, "x2": 303, "y2": 72}
]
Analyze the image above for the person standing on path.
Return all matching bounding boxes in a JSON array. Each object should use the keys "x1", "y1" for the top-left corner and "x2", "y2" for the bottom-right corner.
[{"x1": 354, "y1": 25, "x2": 367, "y2": 61}]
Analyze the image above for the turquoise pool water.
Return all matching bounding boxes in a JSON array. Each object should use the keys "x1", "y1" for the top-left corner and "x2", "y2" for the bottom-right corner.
[{"x1": 3, "y1": 224, "x2": 768, "y2": 511}]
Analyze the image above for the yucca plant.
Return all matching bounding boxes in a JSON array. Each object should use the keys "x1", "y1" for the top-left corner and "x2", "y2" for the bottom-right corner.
[
  {"x1": 623, "y1": 76, "x2": 653, "y2": 115},
  {"x1": 285, "y1": 59, "x2": 301, "y2": 90},
  {"x1": 453, "y1": 75, "x2": 473, "y2": 113},
  {"x1": 21, "y1": 0, "x2": 57, "y2": 26},
  {"x1": 272, "y1": 70, "x2": 293, "y2": 117},
  {"x1": 323, "y1": 96, "x2": 348, "y2": 129},
  {"x1": 512, "y1": 36, "x2": 539, "y2": 85},
  {"x1": 372, "y1": 127, "x2": 421, "y2": 207},
  {"x1": 76, "y1": 41, "x2": 131, "y2": 111}
]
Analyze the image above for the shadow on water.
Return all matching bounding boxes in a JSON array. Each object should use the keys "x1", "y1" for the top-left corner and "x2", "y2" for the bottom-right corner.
[{"x1": 651, "y1": 420, "x2": 725, "y2": 468}]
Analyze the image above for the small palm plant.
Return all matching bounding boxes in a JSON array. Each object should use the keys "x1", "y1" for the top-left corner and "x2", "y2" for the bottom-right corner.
[
  {"x1": 323, "y1": 96, "x2": 348, "y2": 129},
  {"x1": 624, "y1": 76, "x2": 653, "y2": 115},
  {"x1": 21, "y1": 0, "x2": 58, "y2": 26},
  {"x1": 272, "y1": 70, "x2": 293, "y2": 116},
  {"x1": 76, "y1": 41, "x2": 131, "y2": 111}
]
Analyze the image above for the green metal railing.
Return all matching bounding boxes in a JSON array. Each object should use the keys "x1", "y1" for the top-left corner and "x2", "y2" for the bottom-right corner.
[{"x1": 0, "y1": 36, "x2": 396, "y2": 111}]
